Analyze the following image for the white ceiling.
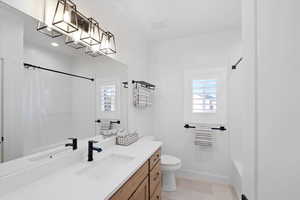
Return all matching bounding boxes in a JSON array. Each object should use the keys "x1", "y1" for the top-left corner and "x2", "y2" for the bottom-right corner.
[{"x1": 111, "y1": 0, "x2": 241, "y2": 40}]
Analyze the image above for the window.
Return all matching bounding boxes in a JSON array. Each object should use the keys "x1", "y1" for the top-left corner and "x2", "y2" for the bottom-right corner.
[
  {"x1": 100, "y1": 84, "x2": 116, "y2": 112},
  {"x1": 192, "y1": 80, "x2": 217, "y2": 113},
  {"x1": 184, "y1": 69, "x2": 226, "y2": 124}
]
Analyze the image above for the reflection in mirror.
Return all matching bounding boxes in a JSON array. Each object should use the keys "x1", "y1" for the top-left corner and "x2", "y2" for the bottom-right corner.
[{"x1": 0, "y1": 2, "x2": 128, "y2": 163}]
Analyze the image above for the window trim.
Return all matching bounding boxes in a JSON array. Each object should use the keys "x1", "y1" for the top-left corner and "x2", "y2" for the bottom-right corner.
[
  {"x1": 96, "y1": 79, "x2": 121, "y2": 120},
  {"x1": 183, "y1": 68, "x2": 227, "y2": 124}
]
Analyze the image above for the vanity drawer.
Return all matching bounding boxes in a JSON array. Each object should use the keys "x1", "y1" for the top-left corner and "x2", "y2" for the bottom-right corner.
[
  {"x1": 150, "y1": 181, "x2": 161, "y2": 200},
  {"x1": 149, "y1": 148, "x2": 161, "y2": 170},
  {"x1": 149, "y1": 162, "x2": 161, "y2": 197},
  {"x1": 110, "y1": 161, "x2": 149, "y2": 200}
]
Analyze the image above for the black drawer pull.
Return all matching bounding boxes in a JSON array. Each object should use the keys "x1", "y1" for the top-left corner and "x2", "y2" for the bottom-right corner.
[{"x1": 153, "y1": 172, "x2": 160, "y2": 181}]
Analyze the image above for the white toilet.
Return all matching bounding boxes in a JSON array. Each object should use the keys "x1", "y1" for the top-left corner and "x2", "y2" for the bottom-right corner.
[
  {"x1": 141, "y1": 136, "x2": 182, "y2": 191},
  {"x1": 161, "y1": 154, "x2": 181, "y2": 191}
]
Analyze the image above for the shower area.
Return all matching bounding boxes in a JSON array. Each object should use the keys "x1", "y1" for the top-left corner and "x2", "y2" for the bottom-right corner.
[
  {"x1": 22, "y1": 65, "x2": 92, "y2": 155},
  {"x1": 21, "y1": 42, "x2": 96, "y2": 157}
]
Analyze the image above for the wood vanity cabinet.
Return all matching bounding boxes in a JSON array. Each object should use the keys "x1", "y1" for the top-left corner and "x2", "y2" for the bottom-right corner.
[
  {"x1": 129, "y1": 177, "x2": 149, "y2": 200},
  {"x1": 109, "y1": 148, "x2": 161, "y2": 200}
]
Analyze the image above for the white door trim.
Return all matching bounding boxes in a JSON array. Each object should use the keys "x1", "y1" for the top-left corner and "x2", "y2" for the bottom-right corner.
[{"x1": 0, "y1": 57, "x2": 4, "y2": 163}]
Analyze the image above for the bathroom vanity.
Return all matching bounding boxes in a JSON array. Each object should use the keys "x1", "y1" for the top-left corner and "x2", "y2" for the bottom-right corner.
[
  {"x1": 110, "y1": 148, "x2": 161, "y2": 200},
  {"x1": 0, "y1": 137, "x2": 162, "y2": 200}
]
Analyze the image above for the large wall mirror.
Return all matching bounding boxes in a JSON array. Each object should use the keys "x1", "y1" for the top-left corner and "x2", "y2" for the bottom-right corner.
[{"x1": 0, "y1": 2, "x2": 128, "y2": 163}]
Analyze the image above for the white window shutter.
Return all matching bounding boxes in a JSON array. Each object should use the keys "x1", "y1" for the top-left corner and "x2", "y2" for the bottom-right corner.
[
  {"x1": 100, "y1": 84, "x2": 116, "y2": 112},
  {"x1": 192, "y1": 80, "x2": 217, "y2": 113}
]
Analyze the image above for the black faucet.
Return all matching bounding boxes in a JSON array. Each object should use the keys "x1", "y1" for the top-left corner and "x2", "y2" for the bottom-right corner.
[
  {"x1": 65, "y1": 138, "x2": 78, "y2": 150},
  {"x1": 88, "y1": 140, "x2": 102, "y2": 162}
]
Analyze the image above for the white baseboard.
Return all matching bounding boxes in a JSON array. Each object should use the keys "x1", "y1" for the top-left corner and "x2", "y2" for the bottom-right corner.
[{"x1": 176, "y1": 169, "x2": 230, "y2": 185}]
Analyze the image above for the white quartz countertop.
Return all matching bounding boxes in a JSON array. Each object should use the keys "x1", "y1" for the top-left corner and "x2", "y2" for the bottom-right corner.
[{"x1": 0, "y1": 140, "x2": 162, "y2": 200}]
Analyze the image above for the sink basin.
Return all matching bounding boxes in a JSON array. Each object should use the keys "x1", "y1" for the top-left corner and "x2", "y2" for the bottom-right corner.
[
  {"x1": 76, "y1": 154, "x2": 135, "y2": 180},
  {"x1": 28, "y1": 148, "x2": 71, "y2": 162}
]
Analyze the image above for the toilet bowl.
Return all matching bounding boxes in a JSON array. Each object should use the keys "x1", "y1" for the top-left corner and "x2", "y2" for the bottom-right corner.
[
  {"x1": 161, "y1": 154, "x2": 181, "y2": 192},
  {"x1": 140, "y1": 136, "x2": 182, "y2": 191}
]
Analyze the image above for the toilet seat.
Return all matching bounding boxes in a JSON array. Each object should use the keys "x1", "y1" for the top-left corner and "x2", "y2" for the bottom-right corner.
[
  {"x1": 161, "y1": 155, "x2": 181, "y2": 166},
  {"x1": 161, "y1": 154, "x2": 181, "y2": 171}
]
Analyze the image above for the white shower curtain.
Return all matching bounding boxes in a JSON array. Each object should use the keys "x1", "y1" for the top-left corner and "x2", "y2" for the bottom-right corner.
[
  {"x1": 23, "y1": 68, "x2": 45, "y2": 155},
  {"x1": 22, "y1": 68, "x2": 73, "y2": 155}
]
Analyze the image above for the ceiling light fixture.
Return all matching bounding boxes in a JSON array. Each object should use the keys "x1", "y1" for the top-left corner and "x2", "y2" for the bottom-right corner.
[
  {"x1": 100, "y1": 31, "x2": 116, "y2": 55},
  {"x1": 65, "y1": 11, "x2": 89, "y2": 49},
  {"x1": 81, "y1": 18, "x2": 103, "y2": 46},
  {"x1": 52, "y1": 0, "x2": 78, "y2": 34},
  {"x1": 65, "y1": 36, "x2": 85, "y2": 49},
  {"x1": 37, "y1": 0, "x2": 62, "y2": 38},
  {"x1": 37, "y1": 0, "x2": 117, "y2": 57},
  {"x1": 85, "y1": 45, "x2": 103, "y2": 57}
]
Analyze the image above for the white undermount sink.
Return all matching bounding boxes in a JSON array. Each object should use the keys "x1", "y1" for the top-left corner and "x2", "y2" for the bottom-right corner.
[
  {"x1": 28, "y1": 148, "x2": 72, "y2": 162},
  {"x1": 76, "y1": 153, "x2": 135, "y2": 180}
]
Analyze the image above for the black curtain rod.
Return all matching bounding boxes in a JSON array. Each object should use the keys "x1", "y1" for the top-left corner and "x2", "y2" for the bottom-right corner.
[
  {"x1": 24, "y1": 63, "x2": 95, "y2": 82},
  {"x1": 232, "y1": 57, "x2": 243, "y2": 70}
]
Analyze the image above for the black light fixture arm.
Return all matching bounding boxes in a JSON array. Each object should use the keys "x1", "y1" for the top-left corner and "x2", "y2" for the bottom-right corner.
[{"x1": 24, "y1": 63, "x2": 95, "y2": 82}]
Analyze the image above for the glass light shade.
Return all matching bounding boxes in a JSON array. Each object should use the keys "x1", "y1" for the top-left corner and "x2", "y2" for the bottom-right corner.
[
  {"x1": 65, "y1": 35, "x2": 85, "y2": 49},
  {"x1": 52, "y1": 0, "x2": 78, "y2": 33},
  {"x1": 75, "y1": 11, "x2": 90, "y2": 33},
  {"x1": 65, "y1": 11, "x2": 89, "y2": 49},
  {"x1": 36, "y1": 21, "x2": 63, "y2": 38},
  {"x1": 100, "y1": 31, "x2": 116, "y2": 55},
  {"x1": 85, "y1": 45, "x2": 103, "y2": 57},
  {"x1": 80, "y1": 18, "x2": 103, "y2": 46},
  {"x1": 36, "y1": 0, "x2": 62, "y2": 38}
]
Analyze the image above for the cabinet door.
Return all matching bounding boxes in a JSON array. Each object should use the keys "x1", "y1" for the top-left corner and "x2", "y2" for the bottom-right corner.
[
  {"x1": 129, "y1": 177, "x2": 149, "y2": 200},
  {"x1": 150, "y1": 182, "x2": 161, "y2": 200},
  {"x1": 110, "y1": 162, "x2": 149, "y2": 200}
]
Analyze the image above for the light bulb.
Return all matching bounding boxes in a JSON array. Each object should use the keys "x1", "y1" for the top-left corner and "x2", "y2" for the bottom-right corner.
[
  {"x1": 51, "y1": 42, "x2": 59, "y2": 47},
  {"x1": 64, "y1": 11, "x2": 71, "y2": 23},
  {"x1": 72, "y1": 30, "x2": 81, "y2": 42}
]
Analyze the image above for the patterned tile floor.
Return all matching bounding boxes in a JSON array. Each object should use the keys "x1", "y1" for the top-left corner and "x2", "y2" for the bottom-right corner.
[{"x1": 162, "y1": 177, "x2": 238, "y2": 200}]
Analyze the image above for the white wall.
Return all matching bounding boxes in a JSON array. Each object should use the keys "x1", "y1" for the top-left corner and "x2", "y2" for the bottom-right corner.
[
  {"x1": 232, "y1": 0, "x2": 258, "y2": 199},
  {"x1": 256, "y1": 0, "x2": 300, "y2": 199},
  {"x1": 0, "y1": 6, "x2": 24, "y2": 161},
  {"x1": 149, "y1": 30, "x2": 242, "y2": 183},
  {"x1": 71, "y1": 56, "x2": 128, "y2": 137},
  {"x1": 227, "y1": 40, "x2": 243, "y2": 197}
]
